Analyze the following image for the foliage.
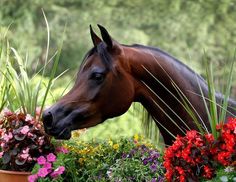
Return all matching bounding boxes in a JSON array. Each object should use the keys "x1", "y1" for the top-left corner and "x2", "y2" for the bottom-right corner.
[
  {"x1": 0, "y1": 110, "x2": 54, "y2": 171},
  {"x1": 61, "y1": 134, "x2": 164, "y2": 181},
  {"x1": 0, "y1": 12, "x2": 64, "y2": 119},
  {"x1": 163, "y1": 118, "x2": 236, "y2": 182}
]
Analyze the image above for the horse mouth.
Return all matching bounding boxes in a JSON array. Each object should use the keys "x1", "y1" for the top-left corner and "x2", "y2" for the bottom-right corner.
[{"x1": 46, "y1": 127, "x2": 71, "y2": 140}]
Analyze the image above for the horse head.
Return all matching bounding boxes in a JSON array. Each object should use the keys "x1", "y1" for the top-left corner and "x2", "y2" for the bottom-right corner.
[{"x1": 42, "y1": 25, "x2": 135, "y2": 139}]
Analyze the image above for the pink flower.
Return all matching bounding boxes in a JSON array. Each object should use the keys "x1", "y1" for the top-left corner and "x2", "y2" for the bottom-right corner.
[
  {"x1": 20, "y1": 125, "x2": 30, "y2": 135},
  {"x1": 43, "y1": 162, "x2": 52, "y2": 169},
  {"x1": 0, "y1": 151, "x2": 3, "y2": 158},
  {"x1": 3, "y1": 132, "x2": 13, "y2": 142},
  {"x1": 37, "y1": 156, "x2": 46, "y2": 165},
  {"x1": 23, "y1": 147, "x2": 30, "y2": 154},
  {"x1": 56, "y1": 146, "x2": 69, "y2": 154},
  {"x1": 25, "y1": 114, "x2": 33, "y2": 122},
  {"x1": 20, "y1": 153, "x2": 29, "y2": 159},
  {"x1": 28, "y1": 174, "x2": 38, "y2": 182},
  {"x1": 50, "y1": 166, "x2": 65, "y2": 178},
  {"x1": 37, "y1": 167, "x2": 49, "y2": 178},
  {"x1": 46, "y1": 153, "x2": 56, "y2": 162}
]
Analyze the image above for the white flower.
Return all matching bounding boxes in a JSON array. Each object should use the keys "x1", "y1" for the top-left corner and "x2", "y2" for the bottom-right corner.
[{"x1": 224, "y1": 166, "x2": 234, "y2": 173}]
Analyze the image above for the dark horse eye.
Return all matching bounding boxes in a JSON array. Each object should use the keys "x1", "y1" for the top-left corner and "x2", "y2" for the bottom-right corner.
[{"x1": 90, "y1": 72, "x2": 105, "y2": 84}]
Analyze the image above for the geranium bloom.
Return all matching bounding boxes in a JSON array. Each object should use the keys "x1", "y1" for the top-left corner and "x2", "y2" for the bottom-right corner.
[
  {"x1": 37, "y1": 156, "x2": 46, "y2": 165},
  {"x1": 38, "y1": 167, "x2": 50, "y2": 177},
  {"x1": 46, "y1": 153, "x2": 56, "y2": 162},
  {"x1": 20, "y1": 125, "x2": 30, "y2": 135}
]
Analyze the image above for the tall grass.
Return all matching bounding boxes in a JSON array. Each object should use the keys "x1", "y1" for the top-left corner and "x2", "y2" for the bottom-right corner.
[{"x1": 0, "y1": 10, "x2": 65, "y2": 120}]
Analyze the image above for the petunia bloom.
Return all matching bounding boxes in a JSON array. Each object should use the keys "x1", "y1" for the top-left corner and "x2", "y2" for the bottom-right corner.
[
  {"x1": 38, "y1": 167, "x2": 50, "y2": 178},
  {"x1": 46, "y1": 153, "x2": 56, "y2": 162},
  {"x1": 37, "y1": 156, "x2": 46, "y2": 165},
  {"x1": 28, "y1": 174, "x2": 38, "y2": 182}
]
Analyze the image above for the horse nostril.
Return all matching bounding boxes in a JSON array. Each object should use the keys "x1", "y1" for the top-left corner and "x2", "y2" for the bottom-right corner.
[{"x1": 42, "y1": 111, "x2": 54, "y2": 129}]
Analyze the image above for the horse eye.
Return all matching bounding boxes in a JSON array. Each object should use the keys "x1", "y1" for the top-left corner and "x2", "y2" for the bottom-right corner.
[{"x1": 90, "y1": 72, "x2": 105, "y2": 83}]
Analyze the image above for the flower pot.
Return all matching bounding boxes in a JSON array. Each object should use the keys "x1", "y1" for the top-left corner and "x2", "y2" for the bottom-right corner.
[{"x1": 0, "y1": 169, "x2": 31, "y2": 182}]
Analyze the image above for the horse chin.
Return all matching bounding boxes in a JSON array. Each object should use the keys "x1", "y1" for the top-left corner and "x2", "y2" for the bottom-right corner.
[
  {"x1": 53, "y1": 127, "x2": 72, "y2": 140},
  {"x1": 73, "y1": 115, "x2": 103, "y2": 129}
]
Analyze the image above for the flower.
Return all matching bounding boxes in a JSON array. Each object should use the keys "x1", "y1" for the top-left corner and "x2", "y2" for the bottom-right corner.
[
  {"x1": 0, "y1": 151, "x2": 3, "y2": 158},
  {"x1": 20, "y1": 125, "x2": 30, "y2": 135},
  {"x1": 50, "y1": 166, "x2": 65, "y2": 178},
  {"x1": 46, "y1": 153, "x2": 56, "y2": 162},
  {"x1": 28, "y1": 174, "x2": 38, "y2": 182},
  {"x1": 164, "y1": 118, "x2": 236, "y2": 181},
  {"x1": 37, "y1": 156, "x2": 46, "y2": 165},
  {"x1": 43, "y1": 162, "x2": 52, "y2": 169},
  {"x1": 56, "y1": 146, "x2": 69, "y2": 154},
  {"x1": 112, "y1": 144, "x2": 119, "y2": 150},
  {"x1": 150, "y1": 164, "x2": 157, "y2": 172},
  {"x1": 38, "y1": 167, "x2": 50, "y2": 177}
]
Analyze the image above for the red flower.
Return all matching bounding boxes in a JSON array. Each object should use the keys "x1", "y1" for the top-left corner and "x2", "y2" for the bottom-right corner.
[{"x1": 164, "y1": 118, "x2": 236, "y2": 181}]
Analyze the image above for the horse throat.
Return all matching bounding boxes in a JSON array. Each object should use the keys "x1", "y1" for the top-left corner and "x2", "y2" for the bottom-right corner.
[{"x1": 126, "y1": 47, "x2": 210, "y2": 145}]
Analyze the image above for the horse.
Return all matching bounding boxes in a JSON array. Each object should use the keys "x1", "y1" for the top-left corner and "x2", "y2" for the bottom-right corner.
[{"x1": 42, "y1": 25, "x2": 236, "y2": 145}]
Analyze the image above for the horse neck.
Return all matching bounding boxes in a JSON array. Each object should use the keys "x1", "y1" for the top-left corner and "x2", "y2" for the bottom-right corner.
[{"x1": 124, "y1": 46, "x2": 210, "y2": 144}]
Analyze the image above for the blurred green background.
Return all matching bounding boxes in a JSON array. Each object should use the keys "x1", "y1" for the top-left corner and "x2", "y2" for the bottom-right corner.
[{"x1": 1, "y1": 0, "x2": 236, "y2": 140}]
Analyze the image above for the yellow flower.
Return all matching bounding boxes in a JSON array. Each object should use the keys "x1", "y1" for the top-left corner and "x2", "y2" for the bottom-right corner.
[
  {"x1": 112, "y1": 143, "x2": 119, "y2": 150},
  {"x1": 134, "y1": 134, "x2": 139, "y2": 141},
  {"x1": 108, "y1": 139, "x2": 113, "y2": 146},
  {"x1": 78, "y1": 158, "x2": 85, "y2": 165}
]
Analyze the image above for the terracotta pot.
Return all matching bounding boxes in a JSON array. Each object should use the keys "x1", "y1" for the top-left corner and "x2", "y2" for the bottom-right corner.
[{"x1": 0, "y1": 169, "x2": 31, "y2": 182}]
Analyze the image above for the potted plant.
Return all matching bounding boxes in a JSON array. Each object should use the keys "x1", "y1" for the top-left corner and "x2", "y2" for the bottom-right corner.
[
  {"x1": 0, "y1": 109, "x2": 54, "y2": 182},
  {"x1": 0, "y1": 11, "x2": 64, "y2": 181}
]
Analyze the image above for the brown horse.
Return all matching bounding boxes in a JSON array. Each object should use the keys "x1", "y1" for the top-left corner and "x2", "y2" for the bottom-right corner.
[{"x1": 42, "y1": 25, "x2": 236, "y2": 145}]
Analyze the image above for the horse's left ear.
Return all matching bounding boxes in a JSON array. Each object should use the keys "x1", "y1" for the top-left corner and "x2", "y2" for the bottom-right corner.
[{"x1": 97, "y1": 24, "x2": 114, "y2": 49}]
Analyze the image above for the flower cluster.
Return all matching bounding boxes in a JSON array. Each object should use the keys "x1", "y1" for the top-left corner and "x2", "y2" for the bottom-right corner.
[
  {"x1": 164, "y1": 118, "x2": 236, "y2": 182},
  {"x1": 0, "y1": 109, "x2": 54, "y2": 171},
  {"x1": 210, "y1": 118, "x2": 236, "y2": 166},
  {"x1": 28, "y1": 152, "x2": 66, "y2": 182},
  {"x1": 62, "y1": 135, "x2": 164, "y2": 181}
]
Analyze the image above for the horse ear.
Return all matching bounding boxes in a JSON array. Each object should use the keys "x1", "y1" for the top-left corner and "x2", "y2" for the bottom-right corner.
[
  {"x1": 97, "y1": 24, "x2": 113, "y2": 49},
  {"x1": 90, "y1": 25, "x2": 102, "y2": 47}
]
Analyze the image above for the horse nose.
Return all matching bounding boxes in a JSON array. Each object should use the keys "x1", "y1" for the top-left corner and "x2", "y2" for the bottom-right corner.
[{"x1": 42, "y1": 110, "x2": 54, "y2": 130}]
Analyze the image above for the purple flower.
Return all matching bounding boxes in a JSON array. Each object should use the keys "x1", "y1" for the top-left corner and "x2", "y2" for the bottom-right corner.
[
  {"x1": 143, "y1": 159, "x2": 148, "y2": 165},
  {"x1": 151, "y1": 178, "x2": 157, "y2": 182},
  {"x1": 158, "y1": 176, "x2": 164, "y2": 182},
  {"x1": 122, "y1": 153, "x2": 127, "y2": 158},
  {"x1": 38, "y1": 167, "x2": 49, "y2": 178},
  {"x1": 150, "y1": 164, "x2": 157, "y2": 172},
  {"x1": 46, "y1": 153, "x2": 56, "y2": 162},
  {"x1": 50, "y1": 166, "x2": 65, "y2": 178},
  {"x1": 28, "y1": 174, "x2": 38, "y2": 182},
  {"x1": 37, "y1": 156, "x2": 46, "y2": 165}
]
